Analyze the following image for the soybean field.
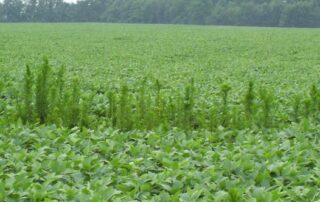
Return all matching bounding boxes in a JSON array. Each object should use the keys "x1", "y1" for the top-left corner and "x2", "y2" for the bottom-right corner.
[{"x1": 0, "y1": 24, "x2": 320, "y2": 201}]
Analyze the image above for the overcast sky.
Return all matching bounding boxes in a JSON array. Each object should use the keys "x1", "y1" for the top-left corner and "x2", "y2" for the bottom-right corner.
[
  {"x1": 64, "y1": 0, "x2": 78, "y2": 3},
  {"x1": 0, "y1": 0, "x2": 78, "y2": 3}
]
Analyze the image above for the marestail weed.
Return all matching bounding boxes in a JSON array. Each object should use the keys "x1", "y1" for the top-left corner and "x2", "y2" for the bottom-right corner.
[
  {"x1": 35, "y1": 58, "x2": 50, "y2": 124},
  {"x1": 243, "y1": 81, "x2": 255, "y2": 127},
  {"x1": 67, "y1": 77, "x2": 81, "y2": 128},
  {"x1": 117, "y1": 83, "x2": 130, "y2": 131},
  {"x1": 14, "y1": 59, "x2": 320, "y2": 132},
  {"x1": 220, "y1": 83, "x2": 231, "y2": 127},
  {"x1": 22, "y1": 64, "x2": 33, "y2": 123}
]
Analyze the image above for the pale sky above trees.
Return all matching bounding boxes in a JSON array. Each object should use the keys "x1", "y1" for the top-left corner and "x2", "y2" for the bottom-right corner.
[{"x1": 0, "y1": 0, "x2": 77, "y2": 2}]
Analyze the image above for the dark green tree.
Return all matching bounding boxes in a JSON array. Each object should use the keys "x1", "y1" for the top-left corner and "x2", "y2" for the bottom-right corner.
[
  {"x1": 2, "y1": 0, "x2": 24, "y2": 22},
  {"x1": 0, "y1": 0, "x2": 319, "y2": 27}
]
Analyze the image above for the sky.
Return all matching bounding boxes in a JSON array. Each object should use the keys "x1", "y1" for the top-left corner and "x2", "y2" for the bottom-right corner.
[
  {"x1": 64, "y1": 0, "x2": 78, "y2": 3},
  {"x1": 0, "y1": 0, "x2": 78, "y2": 3}
]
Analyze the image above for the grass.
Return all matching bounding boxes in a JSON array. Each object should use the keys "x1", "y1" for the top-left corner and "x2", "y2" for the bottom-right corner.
[{"x1": 0, "y1": 23, "x2": 320, "y2": 201}]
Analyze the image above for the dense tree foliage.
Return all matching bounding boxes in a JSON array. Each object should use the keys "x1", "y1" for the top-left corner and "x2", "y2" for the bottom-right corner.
[{"x1": 0, "y1": 0, "x2": 319, "y2": 27}]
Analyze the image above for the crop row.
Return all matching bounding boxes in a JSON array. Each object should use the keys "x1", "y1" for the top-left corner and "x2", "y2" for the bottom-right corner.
[{"x1": 1, "y1": 58, "x2": 320, "y2": 131}]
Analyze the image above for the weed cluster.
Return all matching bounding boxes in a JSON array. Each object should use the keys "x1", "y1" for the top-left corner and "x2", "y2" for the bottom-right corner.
[
  {"x1": 17, "y1": 58, "x2": 88, "y2": 128},
  {"x1": 5, "y1": 59, "x2": 320, "y2": 131}
]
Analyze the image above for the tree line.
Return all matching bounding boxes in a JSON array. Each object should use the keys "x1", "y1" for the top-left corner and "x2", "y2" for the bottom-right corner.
[{"x1": 0, "y1": 0, "x2": 319, "y2": 27}]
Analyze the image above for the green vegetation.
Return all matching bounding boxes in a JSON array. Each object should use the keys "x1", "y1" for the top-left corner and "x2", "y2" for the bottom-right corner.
[
  {"x1": 0, "y1": 0, "x2": 320, "y2": 27},
  {"x1": 0, "y1": 24, "x2": 320, "y2": 201}
]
